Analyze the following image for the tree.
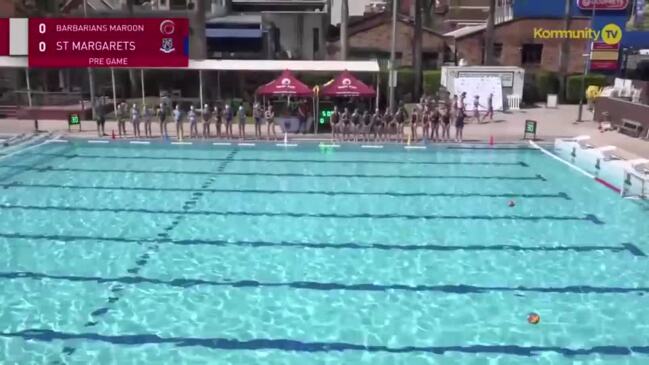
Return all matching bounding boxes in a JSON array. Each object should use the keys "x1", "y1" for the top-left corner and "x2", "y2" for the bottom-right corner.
[
  {"x1": 192, "y1": 0, "x2": 207, "y2": 59},
  {"x1": 340, "y1": 0, "x2": 349, "y2": 60},
  {"x1": 558, "y1": 0, "x2": 572, "y2": 102},
  {"x1": 484, "y1": 0, "x2": 496, "y2": 65},
  {"x1": 413, "y1": 0, "x2": 423, "y2": 99}
]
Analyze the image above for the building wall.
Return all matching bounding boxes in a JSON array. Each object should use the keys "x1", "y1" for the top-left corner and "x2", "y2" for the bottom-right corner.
[
  {"x1": 329, "y1": 20, "x2": 448, "y2": 66},
  {"x1": 454, "y1": 18, "x2": 591, "y2": 74},
  {"x1": 264, "y1": 12, "x2": 328, "y2": 60},
  {"x1": 0, "y1": 0, "x2": 14, "y2": 16}
]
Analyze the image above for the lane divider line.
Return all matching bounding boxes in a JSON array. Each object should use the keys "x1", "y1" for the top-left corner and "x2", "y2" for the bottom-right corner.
[
  {"x1": 212, "y1": 142, "x2": 232, "y2": 146},
  {"x1": 171, "y1": 142, "x2": 193, "y2": 145},
  {"x1": 276, "y1": 143, "x2": 298, "y2": 147},
  {"x1": 130, "y1": 141, "x2": 150, "y2": 145},
  {"x1": 530, "y1": 140, "x2": 621, "y2": 193},
  {"x1": 361, "y1": 145, "x2": 384, "y2": 149},
  {"x1": 88, "y1": 140, "x2": 109, "y2": 144},
  {"x1": 0, "y1": 138, "x2": 60, "y2": 161},
  {"x1": 238, "y1": 143, "x2": 256, "y2": 146},
  {"x1": 405, "y1": 146, "x2": 426, "y2": 150}
]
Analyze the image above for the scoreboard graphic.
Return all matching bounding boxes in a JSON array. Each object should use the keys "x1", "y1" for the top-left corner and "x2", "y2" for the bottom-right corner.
[{"x1": 11, "y1": 18, "x2": 189, "y2": 68}]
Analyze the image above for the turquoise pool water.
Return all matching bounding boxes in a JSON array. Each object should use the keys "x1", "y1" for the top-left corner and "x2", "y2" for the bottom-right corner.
[{"x1": 1, "y1": 140, "x2": 649, "y2": 365}]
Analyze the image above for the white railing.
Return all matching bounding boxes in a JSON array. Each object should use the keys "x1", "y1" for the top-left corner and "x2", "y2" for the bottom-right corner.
[{"x1": 506, "y1": 94, "x2": 521, "y2": 110}]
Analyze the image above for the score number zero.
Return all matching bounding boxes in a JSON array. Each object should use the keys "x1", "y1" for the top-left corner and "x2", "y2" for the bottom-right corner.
[{"x1": 38, "y1": 23, "x2": 46, "y2": 52}]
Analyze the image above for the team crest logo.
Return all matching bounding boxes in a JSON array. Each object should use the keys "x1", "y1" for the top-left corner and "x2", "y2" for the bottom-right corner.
[
  {"x1": 342, "y1": 78, "x2": 352, "y2": 86},
  {"x1": 281, "y1": 78, "x2": 291, "y2": 86},
  {"x1": 160, "y1": 20, "x2": 176, "y2": 35},
  {"x1": 160, "y1": 38, "x2": 175, "y2": 53}
]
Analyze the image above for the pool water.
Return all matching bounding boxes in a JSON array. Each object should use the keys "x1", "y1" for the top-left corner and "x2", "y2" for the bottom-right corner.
[{"x1": 1, "y1": 140, "x2": 648, "y2": 365}]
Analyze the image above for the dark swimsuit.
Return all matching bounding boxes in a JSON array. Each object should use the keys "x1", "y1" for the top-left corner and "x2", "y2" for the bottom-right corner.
[{"x1": 455, "y1": 108, "x2": 465, "y2": 128}]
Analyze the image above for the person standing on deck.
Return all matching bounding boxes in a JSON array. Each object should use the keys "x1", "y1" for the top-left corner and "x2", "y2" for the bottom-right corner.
[
  {"x1": 482, "y1": 93, "x2": 494, "y2": 122},
  {"x1": 142, "y1": 104, "x2": 153, "y2": 138},
  {"x1": 214, "y1": 105, "x2": 222, "y2": 138},
  {"x1": 237, "y1": 104, "x2": 247, "y2": 140},
  {"x1": 188, "y1": 105, "x2": 198, "y2": 138},
  {"x1": 131, "y1": 104, "x2": 141, "y2": 138},
  {"x1": 265, "y1": 105, "x2": 277, "y2": 140},
  {"x1": 174, "y1": 104, "x2": 184, "y2": 140},
  {"x1": 253, "y1": 102, "x2": 263, "y2": 139},
  {"x1": 224, "y1": 104, "x2": 233, "y2": 139},
  {"x1": 202, "y1": 104, "x2": 212, "y2": 138},
  {"x1": 157, "y1": 103, "x2": 169, "y2": 139}
]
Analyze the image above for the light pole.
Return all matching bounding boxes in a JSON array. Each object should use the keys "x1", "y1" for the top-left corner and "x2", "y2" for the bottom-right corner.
[
  {"x1": 388, "y1": 0, "x2": 398, "y2": 113},
  {"x1": 576, "y1": 3, "x2": 596, "y2": 123},
  {"x1": 84, "y1": 0, "x2": 97, "y2": 121}
]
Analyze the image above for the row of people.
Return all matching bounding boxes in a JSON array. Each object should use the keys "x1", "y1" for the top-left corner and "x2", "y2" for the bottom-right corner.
[
  {"x1": 108, "y1": 102, "x2": 284, "y2": 140},
  {"x1": 329, "y1": 104, "x2": 462, "y2": 143}
]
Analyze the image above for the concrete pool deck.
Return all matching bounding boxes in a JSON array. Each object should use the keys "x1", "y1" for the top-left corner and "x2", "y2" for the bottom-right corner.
[{"x1": 1, "y1": 104, "x2": 648, "y2": 159}]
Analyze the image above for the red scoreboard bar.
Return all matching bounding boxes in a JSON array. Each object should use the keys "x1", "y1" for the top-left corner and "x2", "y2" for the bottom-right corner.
[
  {"x1": 28, "y1": 18, "x2": 189, "y2": 68},
  {"x1": 0, "y1": 19, "x2": 8, "y2": 56}
]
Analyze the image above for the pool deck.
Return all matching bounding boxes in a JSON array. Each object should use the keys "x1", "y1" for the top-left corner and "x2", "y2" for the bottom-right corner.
[{"x1": 2, "y1": 104, "x2": 649, "y2": 159}]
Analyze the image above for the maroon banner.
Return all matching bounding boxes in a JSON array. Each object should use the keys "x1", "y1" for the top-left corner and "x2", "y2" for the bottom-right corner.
[
  {"x1": 0, "y1": 19, "x2": 8, "y2": 56},
  {"x1": 576, "y1": 0, "x2": 629, "y2": 10},
  {"x1": 28, "y1": 18, "x2": 189, "y2": 68},
  {"x1": 590, "y1": 60, "x2": 619, "y2": 70}
]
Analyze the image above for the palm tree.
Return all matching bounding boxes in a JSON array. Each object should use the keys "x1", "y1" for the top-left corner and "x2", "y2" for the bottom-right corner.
[
  {"x1": 192, "y1": 0, "x2": 207, "y2": 59},
  {"x1": 558, "y1": 0, "x2": 572, "y2": 102},
  {"x1": 413, "y1": 0, "x2": 423, "y2": 99},
  {"x1": 340, "y1": 0, "x2": 349, "y2": 60},
  {"x1": 484, "y1": 0, "x2": 496, "y2": 65}
]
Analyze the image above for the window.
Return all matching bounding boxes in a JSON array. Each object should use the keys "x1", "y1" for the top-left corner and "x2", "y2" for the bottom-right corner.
[
  {"x1": 521, "y1": 44, "x2": 543, "y2": 65},
  {"x1": 494, "y1": 43, "x2": 503, "y2": 59},
  {"x1": 313, "y1": 28, "x2": 320, "y2": 54}
]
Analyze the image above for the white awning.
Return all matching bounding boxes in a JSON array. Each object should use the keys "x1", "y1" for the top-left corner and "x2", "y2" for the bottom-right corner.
[{"x1": 0, "y1": 57, "x2": 380, "y2": 73}]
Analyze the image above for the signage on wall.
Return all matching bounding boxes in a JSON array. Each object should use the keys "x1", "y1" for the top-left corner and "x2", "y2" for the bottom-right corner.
[
  {"x1": 28, "y1": 18, "x2": 189, "y2": 68},
  {"x1": 457, "y1": 71, "x2": 514, "y2": 87},
  {"x1": 576, "y1": 0, "x2": 630, "y2": 11},
  {"x1": 590, "y1": 42, "x2": 620, "y2": 71}
]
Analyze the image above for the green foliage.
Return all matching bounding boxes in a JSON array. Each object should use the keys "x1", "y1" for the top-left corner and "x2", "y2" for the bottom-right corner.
[
  {"x1": 423, "y1": 70, "x2": 442, "y2": 95},
  {"x1": 522, "y1": 71, "x2": 560, "y2": 104},
  {"x1": 566, "y1": 74, "x2": 608, "y2": 104}
]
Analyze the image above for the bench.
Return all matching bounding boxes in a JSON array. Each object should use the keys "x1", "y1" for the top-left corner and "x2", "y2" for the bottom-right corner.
[{"x1": 618, "y1": 118, "x2": 644, "y2": 138}]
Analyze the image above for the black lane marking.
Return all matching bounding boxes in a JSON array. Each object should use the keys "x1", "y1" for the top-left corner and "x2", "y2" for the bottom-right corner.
[
  {"x1": 0, "y1": 182, "x2": 571, "y2": 200},
  {"x1": 4, "y1": 271, "x2": 649, "y2": 295},
  {"x1": 67, "y1": 148, "x2": 238, "y2": 358},
  {"x1": 16, "y1": 152, "x2": 530, "y2": 166},
  {"x1": 0, "y1": 165, "x2": 546, "y2": 180},
  {"x1": 4, "y1": 329, "x2": 648, "y2": 357},
  {"x1": 0, "y1": 232, "x2": 636, "y2": 255},
  {"x1": 0, "y1": 203, "x2": 602, "y2": 224}
]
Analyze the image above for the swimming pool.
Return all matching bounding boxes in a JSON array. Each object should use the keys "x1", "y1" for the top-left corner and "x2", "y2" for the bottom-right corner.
[{"x1": 1, "y1": 139, "x2": 648, "y2": 365}]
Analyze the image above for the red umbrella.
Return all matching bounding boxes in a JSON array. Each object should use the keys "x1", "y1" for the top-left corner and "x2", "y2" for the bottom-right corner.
[
  {"x1": 320, "y1": 70, "x2": 375, "y2": 98},
  {"x1": 256, "y1": 70, "x2": 313, "y2": 97}
]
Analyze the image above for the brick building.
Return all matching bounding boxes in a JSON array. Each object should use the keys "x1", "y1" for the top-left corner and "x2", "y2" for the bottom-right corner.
[
  {"x1": 451, "y1": 17, "x2": 590, "y2": 74},
  {"x1": 328, "y1": 13, "x2": 451, "y2": 67}
]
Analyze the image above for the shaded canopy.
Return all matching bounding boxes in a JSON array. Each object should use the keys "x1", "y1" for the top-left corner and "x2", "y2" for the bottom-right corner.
[
  {"x1": 320, "y1": 70, "x2": 376, "y2": 98},
  {"x1": 256, "y1": 70, "x2": 313, "y2": 97}
]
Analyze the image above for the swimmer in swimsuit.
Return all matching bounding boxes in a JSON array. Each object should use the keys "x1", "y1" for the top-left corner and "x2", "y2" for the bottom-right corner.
[{"x1": 202, "y1": 104, "x2": 212, "y2": 138}]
